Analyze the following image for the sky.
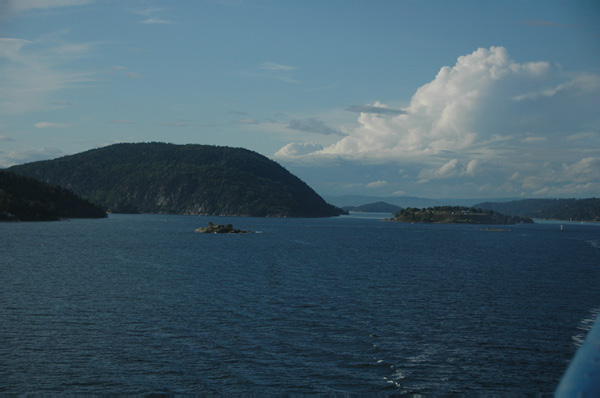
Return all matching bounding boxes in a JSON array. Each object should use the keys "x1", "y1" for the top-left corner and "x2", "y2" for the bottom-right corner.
[{"x1": 1, "y1": 0, "x2": 599, "y2": 200}]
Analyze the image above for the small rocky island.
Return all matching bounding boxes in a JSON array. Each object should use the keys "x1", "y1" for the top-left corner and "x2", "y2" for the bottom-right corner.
[
  {"x1": 195, "y1": 222, "x2": 253, "y2": 234},
  {"x1": 391, "y1": 206, "x2": 533, "y2": 225}
]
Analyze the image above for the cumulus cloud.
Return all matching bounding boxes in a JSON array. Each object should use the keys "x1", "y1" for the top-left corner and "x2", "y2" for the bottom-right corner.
[
  {"x1": 292, "y1": 46, "x2": 597, "y2": 164},
  {"x1": 274, "y1": 142, "x2": 323, "y2": 157},
  {"x1": 418, "y1": 159, "x2": 464, "y2": 182},
  {"x1": 562, "y1": 157, "x2": 600, "y2": 182},
  {"x1": 0, "y1": 147, "x2": 64, "y2": 168},
  {"x1": 366, "y1": 180, "x2": 389, "y2": 189},
  {"x1": 319, "y1": 46, "x2": 559, "y2": 158},
  {"x1": 275, "y1": 46, "x2": 600, "y2": 197}
]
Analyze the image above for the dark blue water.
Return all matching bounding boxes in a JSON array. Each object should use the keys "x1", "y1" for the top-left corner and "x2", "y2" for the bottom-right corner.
[{"x1": 1, "y1": 214, "x2": 599, "y2": 395}]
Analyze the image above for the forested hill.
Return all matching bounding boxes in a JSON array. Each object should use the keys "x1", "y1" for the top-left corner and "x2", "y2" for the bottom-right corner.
[
  {"x1": 0, "y1": 170, "x2": 107, "y2": 221},
  {"x1": 8, "y1": 142, "x2": 345, "y2": 218},
  {"x1": 392, "y1": 206, "x2": 533, "y2": 225},
  {"x1": 475, "y1": 198, "x2": 600, "y2": 222}
]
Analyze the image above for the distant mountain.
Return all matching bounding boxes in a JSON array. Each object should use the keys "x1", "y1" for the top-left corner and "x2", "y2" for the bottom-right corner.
[
  {"x1": 345, "y1": 201, "x2": 402, "y2": 213},
  {"x1": 0, "y1": 170, "x2": 107, "y2": 221},
  {"x1": 325, "y1": 195, "x2": 517, "y2": 209},
  {"x1": 9, "y1": 142, "x2": 345, "y2": 218},
  {"x1": 475, "y1": 198, "x2": 600, "y2": 222}
]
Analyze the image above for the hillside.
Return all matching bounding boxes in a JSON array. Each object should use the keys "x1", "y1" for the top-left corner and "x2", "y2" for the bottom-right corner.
[
  {"x1": 0, "y1": 170, "x2": 107, "y2": 221},
  {"x1": 392, "y1": 206, "x2": 533, "y2": 224},
  {"x1": 345, "y1": 201, "x2": 402, "y2": 213},
  {"x1": 9, "y1": 142, "x2": 345, "y2": 218},
  {"x1": 475, "y1": 198, "x2": 600, "y2": 222},
  {"x1": 324, "y1": 194, "x2": 515, "y2": 209}
]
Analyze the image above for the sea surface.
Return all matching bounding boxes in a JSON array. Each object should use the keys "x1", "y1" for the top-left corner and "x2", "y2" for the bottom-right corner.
[{"x1": 1, "y1": 214, "x2": 599, "y2": 395}]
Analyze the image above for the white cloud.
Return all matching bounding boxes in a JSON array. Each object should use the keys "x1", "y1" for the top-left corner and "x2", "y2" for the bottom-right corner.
[
  {"x1": 565, "y1": 132, "x2": 598, "y2": 141},
  {"x1": 418, "y1": 159, "x2": 466, "y2": 182},
  {"x1": 0, "y1": 147, "x2": 64, "y2": 168},
  {"x1": 500, "y1": 157, "x2": 600, "y2": 197},
  {"x1": 7, "y1": 0, "x2": 94, "y2": 13},
  {"x1": 140, "y1": 18, "x2": 174, "y2": 25},
  {"x1": 261, "y1": 62, "x2": 295, "y2": 72},
  {"x1": 134, "y1": 6, "x2": 174, "y2": 24},
  {"x1": 318, "y1": 46, "x2": 557, "y2": 158},
  {"x1": 274, "y1": 142, "x2": 323, "y2": 157},
  {"x1": 562, "y1": 157, "x2": 600, "y2": 183},
  {"x1": 521, "y1": 136, "x2": 547, "y2": 143},
  {"x1": 465, "y1": 159, "x2": 479, "y2": 176},
  {"x1": 274, "y1": 46, "x2": 600, "y2": 197},
  {"x1": 135, "y1": 7, "x2": 164, "y2": 17},
  {"x1": 512, "y1": 73, "x2": 600, "y2": 101},
  {"x1": 110, "y1": 65, "x2": 143, "y2": 79},
  {"x1": 0, "y1": 35, "x2": 97, "y2": 115},
  {"x1": 366, "y1": 180, "x2": 389, "y2": 189},
  {"x1": 242, "y1": 62, "x2": 299, "y2": 83},
  {"x1": 346, "y1": 103, "x2": 406, "y2": 115},
  {"x1": 34, "y1": 121, "x2": 70, "y2": 128}
]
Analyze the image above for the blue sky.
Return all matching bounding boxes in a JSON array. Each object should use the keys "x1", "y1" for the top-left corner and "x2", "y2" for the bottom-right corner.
[{"x1": 1, "y1": 0, "x2": 599, "y2": 199}]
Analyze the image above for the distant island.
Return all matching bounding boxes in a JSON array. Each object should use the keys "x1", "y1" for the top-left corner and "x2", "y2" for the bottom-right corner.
[
  {"x1": 195, "y1": 222, "x2": 252, "y2": 234},
  {"x1": 0, "y1": 170, "x2": 107, "y2": 221},
  {"x1": 391, "y1": 206, "x2": 533, "y2": 224},
  {"x1": 9, "y1": 142, "x2": 345, "y2": 218},
  {"x1": 475, "y1": 198, "x2": 600, "y2": 222},
  {"x1": 344, "y1": 201, "x2": 402, "y2": 213}
]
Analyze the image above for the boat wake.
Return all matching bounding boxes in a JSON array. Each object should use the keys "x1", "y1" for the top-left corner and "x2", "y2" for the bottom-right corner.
[
  {"x1": 572, "y1": 307, "x2": 600, "y2": 346},
  {"x1": 585, "y1": 239, "x2": 600, "y2": 250}
]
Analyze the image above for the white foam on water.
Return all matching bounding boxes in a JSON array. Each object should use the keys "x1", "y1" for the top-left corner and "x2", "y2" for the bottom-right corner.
[
  {"x1": 585, "y1": 239, "x2": 600, "y2": 249},
  {"x1": 572, "y1": 307, "x2": 600, "y2": 347}
]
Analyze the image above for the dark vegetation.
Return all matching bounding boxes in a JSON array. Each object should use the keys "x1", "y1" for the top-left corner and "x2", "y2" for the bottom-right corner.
[
  {"x1": 9, "y1": 142, "x2": 345, "y2": 218},
  {"x1": 0, "y1": 170, "x2": 107, "y2": 221},
  {"x1": 194, "y1": 222, "x2": 252, "y2": 234},
  {"x1": 475, "y1": 198, "x2": 600, "y2": 222},
  {"x1": 393, "y1": 206, "x2": 533, "y2": 224},
  {"x1": 344, "y1": 201, "x2": 402, "y2": 213}
]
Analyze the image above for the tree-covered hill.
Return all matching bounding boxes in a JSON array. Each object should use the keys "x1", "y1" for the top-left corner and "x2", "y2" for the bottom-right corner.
[
  {"x1": 392, "y1": 206, "x2": 533, "y2": 224},
  {"x1": 8, "y1": 142, "x2": 345, "y2": 218},
  {"x1": 0, "y1": 170, "x2": 107, "y2": 221},
  {"x1": 475, "y1": 198, "x2": 600, "y2": 222}
]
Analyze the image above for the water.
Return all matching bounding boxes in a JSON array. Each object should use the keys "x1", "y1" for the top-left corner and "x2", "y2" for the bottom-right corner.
[{"x1": 1, "y1": 214, "x2": 599, "y2": 395}]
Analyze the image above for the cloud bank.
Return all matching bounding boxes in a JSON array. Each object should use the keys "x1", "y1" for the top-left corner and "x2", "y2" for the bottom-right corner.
[{"x1": 275, "y1": 47, "x2": 600, "y2": 198}]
